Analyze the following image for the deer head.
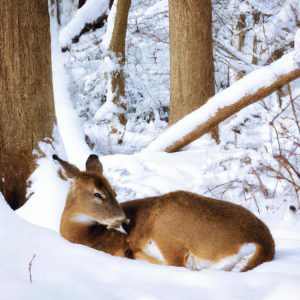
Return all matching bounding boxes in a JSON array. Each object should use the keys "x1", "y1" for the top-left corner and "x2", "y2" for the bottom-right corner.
[{"x1": 53, "y1": 154, "x2": 126, "y2": 228}]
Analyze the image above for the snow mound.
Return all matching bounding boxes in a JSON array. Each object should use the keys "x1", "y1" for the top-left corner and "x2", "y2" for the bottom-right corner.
[{"x1": 3, "y1": 192, "x2": 300, "y2": 299}]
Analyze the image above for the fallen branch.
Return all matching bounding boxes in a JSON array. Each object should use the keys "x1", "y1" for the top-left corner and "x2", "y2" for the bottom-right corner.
[{"x1": 145, "y1": 50, "x2": 300, "y2": 153}]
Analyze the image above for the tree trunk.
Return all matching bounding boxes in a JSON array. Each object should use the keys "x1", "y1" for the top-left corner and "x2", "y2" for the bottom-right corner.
[
  {"x1": 252, "y1": 11, "x2": 261, "y2": 65},
  {"x1": 0, "y1": 0, "x2": 55, "y2": 209},
  {"x1": 78, "y1": 0, "x2": 86, "y2": 9},
  {"x1": 108, "y1": 0, "x2": 131, "y2": 126},
  {"x1": 145, "y1": 51, "x2": 300, "y2": 153},
  {"x1": 168, "y1": 0, "x2": 218, "y2": 142},
  {"x1": 236, "y1": 14, "x2": 246, "y2": 52}
]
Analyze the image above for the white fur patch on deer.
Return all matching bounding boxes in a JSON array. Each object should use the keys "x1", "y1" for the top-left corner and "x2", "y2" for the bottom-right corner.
[
  {"x1": 143, "y1": 241, "x2": 165, "y2": 264},
  {"x1": 187, "y1": 243, "x2": 256, "y2": 271},
  {"x1": 186, "y1": 243, "x2": 256, "y2": 271},
  {"x1": 72, "y1": 214, "x2": 97, "y2": 225}
]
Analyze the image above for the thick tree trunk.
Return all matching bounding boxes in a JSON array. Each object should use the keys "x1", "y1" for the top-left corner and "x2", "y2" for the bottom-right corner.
[
  {"x1": 0, "y1": 0, "x2": 55, "y2": 209},
  {"x1": 168, "y1": 0, "x2": 216, "y2": 137},
  {"x1": 108, "y1": 0, "x2": 131, "y2": 126},
  {"x1": 145, "y1": 51, "x2": 300, "y2": 153}
]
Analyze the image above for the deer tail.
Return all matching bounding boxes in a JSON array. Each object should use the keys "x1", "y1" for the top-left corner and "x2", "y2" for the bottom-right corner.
[{"x1": 241, "y1": 239, "x2": 275, "y2": 272}]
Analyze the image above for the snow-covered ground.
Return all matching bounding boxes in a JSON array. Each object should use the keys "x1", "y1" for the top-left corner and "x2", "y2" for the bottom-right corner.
[
  {"x1": 2, "y1": 189, "x2": 300, "y2": 299},
  {"x1": 13, "y1": 138, "x2": 300, "y2": 299}
]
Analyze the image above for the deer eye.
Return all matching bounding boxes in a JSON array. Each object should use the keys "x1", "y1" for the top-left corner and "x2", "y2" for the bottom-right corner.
[{"x1": 94, "y1": 192, "x2": 106, "y2": 200}]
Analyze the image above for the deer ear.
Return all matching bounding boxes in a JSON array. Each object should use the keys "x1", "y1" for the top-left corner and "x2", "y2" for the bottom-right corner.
[
  {"x1": 52, "y1": 155, "x2": 81, "y2": 178},
  {"x1": 86, "y1": 154, "x2": 103, "y2": 173}
]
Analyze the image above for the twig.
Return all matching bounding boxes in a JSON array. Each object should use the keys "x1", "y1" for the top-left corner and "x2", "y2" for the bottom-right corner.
[
  {"x1": 29, "y1": 254, "x2": 36, "y2": 284},
  {"x1": 252, "y1": 194, "x2": 261, "y2": 214},
  {"x1": 287, "y1": 84, "x2": 300, "y2": 135},
  {"x1": 270, "y1": 122, "x2": 282, "y2": 156},
  {"x1": 269, "y1": 102, "x2": 290, "y2": 125},
  {"x1": 279, "y1": 155, "x2": 300, "y2": 180}
]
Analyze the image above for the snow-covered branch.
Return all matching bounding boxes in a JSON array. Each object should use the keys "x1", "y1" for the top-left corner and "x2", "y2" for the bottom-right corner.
[
  {"x1": 214, "y1": 40, "x2": 258, "y2": 72},
  {"x1": 59, "y1": 0, "x2": 110, "y2": 50},
  {"x1": 145, "y1": 50, "x2": 300, "y2": 153}
]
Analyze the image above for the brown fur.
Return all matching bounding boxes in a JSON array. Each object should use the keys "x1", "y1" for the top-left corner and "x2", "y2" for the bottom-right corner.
[{"x1": 121, "y1": 191, "x2": 275, "y2": 271}]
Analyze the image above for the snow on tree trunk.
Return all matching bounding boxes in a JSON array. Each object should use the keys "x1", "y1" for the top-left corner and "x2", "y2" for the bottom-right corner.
[
  {"x1": 145, "y1": 50, "x2": 300, "y2": 153},
  {"x1": 106, "y1": 0, "x2": 131, "y2": 126},
  {"x1": 95, "y1": 0, "x2": 131, "y2": 133},
  {"x1": 0, "y1": 0, "x2": 55, "y2": 209}
]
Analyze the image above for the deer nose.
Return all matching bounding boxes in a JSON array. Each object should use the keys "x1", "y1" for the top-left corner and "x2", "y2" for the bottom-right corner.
[
  {"x1": 108, "y1": 211, "x2": 126, "y2": 228},
  {"x1": 109, "y1": 220, "x2": 122, "y2": 229},
  {"x1": 120, "y1": 210, "x2": 126, "y2": 221},
  {"x1": 116, "y1": 213, "x2": 127, "y2": 226}
]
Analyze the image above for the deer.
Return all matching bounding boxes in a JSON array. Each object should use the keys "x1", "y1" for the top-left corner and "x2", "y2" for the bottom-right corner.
[{"x1": 54, "y1": 154, "x2": 275, "y2": 272}]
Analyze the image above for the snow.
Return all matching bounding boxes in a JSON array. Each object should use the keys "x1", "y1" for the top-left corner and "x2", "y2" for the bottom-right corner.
[
  {"x1": 295, "y1": 29, "x2": 300, "y2": 64},
  {"x1": 3, "y1": 190, "x2": 300, "y2": 299},
  {"x1": 63, "y1": 0, "x2": 169, "y2": 154},
  {"x1": 94, "y1": 78, "x2": 119, "y2": 122},
  {"x1": 59, "y1": 0, "x2": 110, "y2": 50},
  {"x1": 51, "y1": 11, "x2": 91, "y2": 168},
  {"x1": 214, "y1": 39, "x2": 259, "y2": 72},
  {"x1": 17, "y1": 141, "x2": 70, "y2": 231},
  {"x1": 296, "y1": 29, "x2": 300, "y2": 51},
  {"x1": 101, "y1": 0, "x2": 118, "y2": 50},
  {"x1": 145, "y1": 50, "x2": 300, "y2": 152}
]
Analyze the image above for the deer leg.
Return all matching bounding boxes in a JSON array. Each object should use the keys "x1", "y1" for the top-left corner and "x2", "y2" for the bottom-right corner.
[
  {"x1": 154, "y1": 240, "x2": 188, "y2": 267},
  {"x1": 128, "y1": 226, "x2": 164, "y2": 265},
  {"x1": 161, "y1": 248, "x2": 188, "y2": 267}
]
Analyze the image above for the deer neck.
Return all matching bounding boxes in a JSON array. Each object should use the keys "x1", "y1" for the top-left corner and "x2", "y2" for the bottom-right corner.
[
  {"x1": 60, "y1": 192, "x2": 128, "y2": 257},
  {"x1": 60, "y1": 192, "x2": 96, "y2": 240},
  {"x1": 60, "y1": 204, "x2": 128, "y2": 256}
]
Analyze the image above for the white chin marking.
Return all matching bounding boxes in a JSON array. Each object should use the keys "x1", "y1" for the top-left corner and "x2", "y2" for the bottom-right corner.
[
  {"x1": 72, "y1": 214, "x2": 96, "y2": 225},
  {"x1": 72, "y1": 215, "x2": 120, "y2": 227},
  {"x1": 114, "y1": 226, "x2": 127, "y2": 234},
  {"x1": 143, "y1": 241, "x2": 165, "y2": 263},
  {"x1": 187, "y1": 243, "x2": 256, "y2": 271}
]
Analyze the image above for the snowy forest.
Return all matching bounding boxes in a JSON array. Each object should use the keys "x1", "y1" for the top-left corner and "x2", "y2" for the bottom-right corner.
[{"x1": 1, "y1": 0, "x2": 300, "y2": 299}]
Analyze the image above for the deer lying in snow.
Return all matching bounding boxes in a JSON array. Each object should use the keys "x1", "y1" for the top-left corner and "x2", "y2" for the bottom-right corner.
[{"x1": 54, "y1": 154, "x2": 275, "y2": 271}]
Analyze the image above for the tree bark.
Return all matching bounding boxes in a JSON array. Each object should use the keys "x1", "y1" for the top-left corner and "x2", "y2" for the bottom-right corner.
[
  {"x1": 0, "y1": 0, "x2": 55, "y2": 209},
  {"x1": 145, "y1": 51, "x2": 300, "y2": 153},
  {"x1": 236, "y1": 14, "x2": 246, "y2": 52},
  {"x1": 108, "y1": 0, "x2": 131, "y2": 126},
  {"x1": 168, "y1": 0, "x2": 218, "y2": 142}
]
